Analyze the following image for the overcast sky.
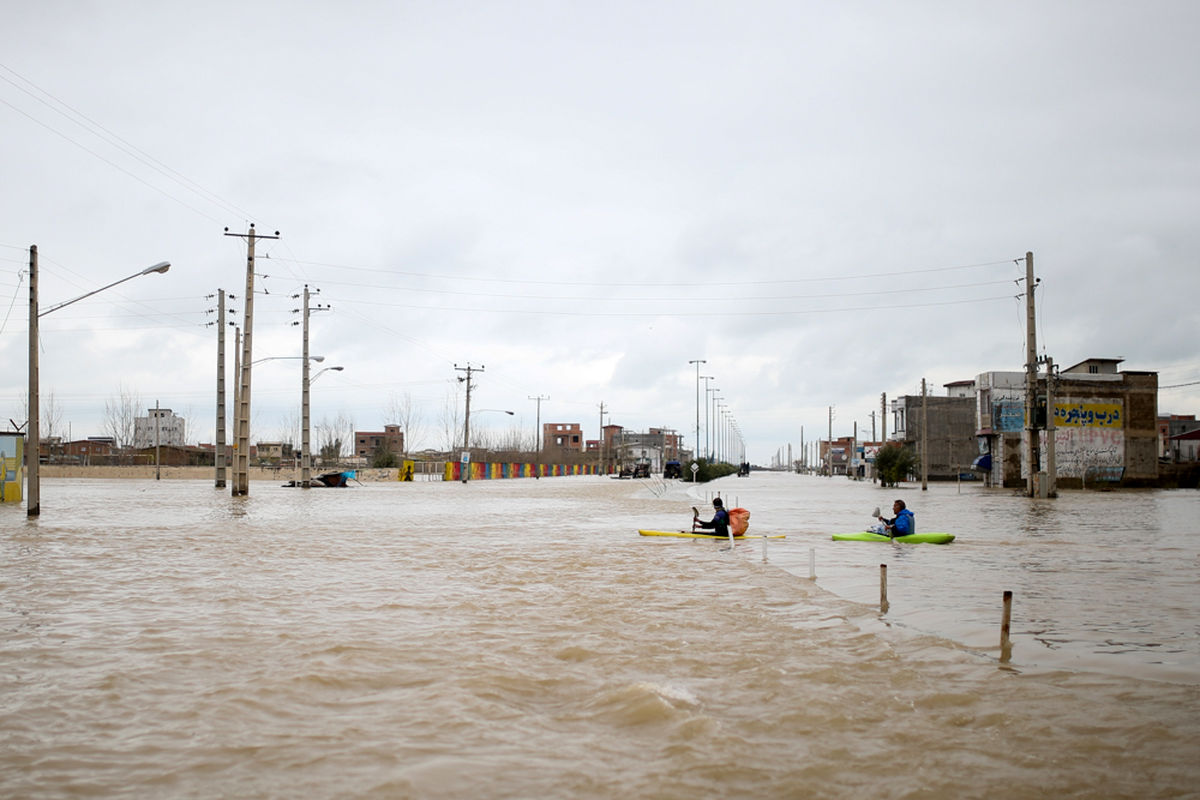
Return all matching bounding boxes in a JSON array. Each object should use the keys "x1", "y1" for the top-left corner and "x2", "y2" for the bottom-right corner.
[{"x1": 3, "y1": 1, "x2": 1198, "y2": 463}]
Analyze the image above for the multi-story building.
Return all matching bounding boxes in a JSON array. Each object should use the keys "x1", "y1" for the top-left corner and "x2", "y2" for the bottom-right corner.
[
  {"x1": 133, "y1": 408, "x2": 186, "y2": 449},
  {"x1": 543, "y1": 423, "x2": 584, "y2": 454},
  {"x1": 608, "y1": 427, "x2": 683, "y2": 473},
  {"x1": 889, "y1": 388, "x2": 978, "y2": 480},
  {"x1": 1158, "y1": 414, "x2": 1200, "y2": 459},
  {"x1": 975, "y1": 358, "x2": 1158, "y2": 488},
  {"x1": 355, "y1": 424, "x2": 405, "y2": 460}
]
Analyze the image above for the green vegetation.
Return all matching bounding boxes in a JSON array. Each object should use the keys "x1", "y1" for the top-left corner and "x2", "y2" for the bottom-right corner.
[
  {"x1": 691, "y1": 459, "x2": 738, "y2": 483},
  {"x1": 371, "y1": 444, "x2": 399, "y2": 468},
  {"x1": 874, "y1": 443, "x2": 917, "y2": 487}
]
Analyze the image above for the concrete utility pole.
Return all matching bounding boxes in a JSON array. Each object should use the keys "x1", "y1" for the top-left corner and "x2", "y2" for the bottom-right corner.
[
  {"x1": 1045, "y1": 355, "x2": 1057, "y2": 498},
  {"x1": 225, "y1": 225, "x2": 279, "y2": 496},
  {"x1": 852, "y1": 420, "x2": 858, "y2": 480},
  {"x1": 297, "y1": 284, "x2": 331, "y2": 486},
  {"x1": 528, "y1": 394, "x2": 548, "y2": 477},
  {"x1": 881, "y1": 393, "x2": 887, "y2": 443},
  {"x1": 827, "y1": 405, "x2": 834, "y2": 478},
  {"x1": 1024, "y1": 250, "x2": 1038, "y2": 497},
  {"x1": 598, "y1": 401, "x2": 607, "y2": 474},
  {"x1": 456, "y1": 363, "x2": 483, "y2": 452},
  {"x1": 27, "y1": 246, "x2": 38, "y2": 515},
  {"x1": 155, "y1": 399, "x2": 161, "y2": 480},
  {"x1": 213, "y1": 288, "x2": 230, "y2": 488},
  {"x1": 233, "y1": 327, "x2": 241, "y2": 462},
  {"x1": 921, "y1": 378, "x2": 928, "y2": 490}
]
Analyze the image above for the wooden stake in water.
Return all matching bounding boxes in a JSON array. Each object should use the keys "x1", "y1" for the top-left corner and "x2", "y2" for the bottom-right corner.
[
  {"x1": 1000, "y1": 590, "x2": 1013, "y2": 663},
  {"x1": 880, "y1": 564, "x2": 889, "y2": 613}
]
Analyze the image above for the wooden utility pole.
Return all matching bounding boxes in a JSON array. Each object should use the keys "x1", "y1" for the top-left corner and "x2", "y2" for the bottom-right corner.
[
  {"x1": 225, "y1": 225, "x2": 279, "y2": 496},
  {"x1": 1024, "y1": 251, "x2": 1038, "y2": 497}
]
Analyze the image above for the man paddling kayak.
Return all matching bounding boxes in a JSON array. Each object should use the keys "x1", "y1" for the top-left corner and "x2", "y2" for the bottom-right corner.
[
  {"x1": 880, "y1": 499, "x2": 914, "y2": 538},
  {"x1": 693, "y1": 497, "x2": 730, "y2": 537}
]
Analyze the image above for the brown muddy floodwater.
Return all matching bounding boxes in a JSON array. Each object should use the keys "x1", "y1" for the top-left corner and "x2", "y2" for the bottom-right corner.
[{"x1": 2, "y1": 472, "x2": 1198, "y2": 798}]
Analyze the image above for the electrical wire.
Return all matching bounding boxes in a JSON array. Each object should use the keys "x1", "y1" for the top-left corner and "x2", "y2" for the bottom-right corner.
[{"x1": 271, "y1": 255, "x2": 1020, "y2": 289}]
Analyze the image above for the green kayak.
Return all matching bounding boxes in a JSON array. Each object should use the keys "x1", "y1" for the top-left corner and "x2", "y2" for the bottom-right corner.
[{"x1": 832, "y1": 531, "x2": 955, "y2": 544}]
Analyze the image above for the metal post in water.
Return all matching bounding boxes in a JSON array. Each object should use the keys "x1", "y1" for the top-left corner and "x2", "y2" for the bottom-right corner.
[
  {"x1": 761, "y1": 533, "x2": 767, "y2": 563},
  {"x1": 1000, "y1": 590, "x2": 1013, "y2": 663},
  {"x1": 880, "y1": 564, "x2": 889, "y2": 612},
  {"x1": 808, "y1": 547, "x2": 815, "y2": 580}
]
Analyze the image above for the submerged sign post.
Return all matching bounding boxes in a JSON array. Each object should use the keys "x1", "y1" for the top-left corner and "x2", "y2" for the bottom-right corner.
[{"x1": 690, "y1": 462, "x2": 699, "y2": 482}]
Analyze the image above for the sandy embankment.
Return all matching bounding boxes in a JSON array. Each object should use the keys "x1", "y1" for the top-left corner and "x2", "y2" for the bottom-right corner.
[{"x1": 39, "y1": 465, "x2": 405, "y2": 482}]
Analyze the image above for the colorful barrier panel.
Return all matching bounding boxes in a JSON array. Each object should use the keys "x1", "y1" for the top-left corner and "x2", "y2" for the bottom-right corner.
[
  {"x1": 0, "y1": 433, "x2": 23, "y2": 504},
  {"x1": 443, "y1": 461, "x2": 597, "y2": 481}
]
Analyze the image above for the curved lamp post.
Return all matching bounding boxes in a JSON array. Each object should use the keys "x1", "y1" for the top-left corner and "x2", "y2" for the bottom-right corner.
[
  {"x1": 27, "y1": 248, "x2": 170, "y2": 516},
  {"x1": 302, "y1": 365, "x2": 343, "y2": 483}
]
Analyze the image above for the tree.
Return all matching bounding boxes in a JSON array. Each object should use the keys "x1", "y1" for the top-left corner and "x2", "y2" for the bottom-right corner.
[
  {"x1": 42, "y1": 390, "x2": 64, "y2": 441},
  {"x1": 103, "y1": 384, "x2": 142, "y2": 452},
  {"x1": 385, "y1": 391, "x2": 424, "y2": 455},
  {"x1": 370, "y1": 442, "x2": 398, "y2": 468},
  {"x1": 439, "y1": 384, "x2": 462, "y2": 452},
  {"x1": 315, "y1": 410, "x2": 354, "y2": 465},
  {"x1": 875, "y1": 443, "x2": 917, "y2": 487}
]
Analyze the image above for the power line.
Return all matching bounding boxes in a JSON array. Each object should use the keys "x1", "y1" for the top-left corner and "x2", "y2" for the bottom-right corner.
[
  {"x1": 0, "y1": 62, "x2": 258, "y2": 223},
  {"x1": 270, "y1": 256, "x2": 1019, "y2": 289},
  {"x1": 331, "y1": 292, "x2": 1016, "y2": 318},
  {"x1": 250, "y1": 270, "x2": 1015, "y2": 304}
]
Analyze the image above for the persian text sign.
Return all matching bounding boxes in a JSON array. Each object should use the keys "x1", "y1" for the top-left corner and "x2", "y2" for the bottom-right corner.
[
  {"x1": 1054, "y1": 401, "x2": 1122, "y2": 428},
  {"x1": 993, "y1": 401, "x2": 1024, "y2": 432}
]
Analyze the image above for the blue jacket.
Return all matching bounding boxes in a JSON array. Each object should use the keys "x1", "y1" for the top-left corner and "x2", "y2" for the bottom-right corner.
[
  {"x1": 889, "y1": 509, "x2": 915, "y2": 536},
  {"x1": 697, "y1": 508, "x2": 730, "y2": 536}
]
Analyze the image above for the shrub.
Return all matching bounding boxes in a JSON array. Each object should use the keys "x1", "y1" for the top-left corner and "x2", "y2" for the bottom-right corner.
[{"x1": 875, "y1": 443, "x2": 916, "y2": 487}]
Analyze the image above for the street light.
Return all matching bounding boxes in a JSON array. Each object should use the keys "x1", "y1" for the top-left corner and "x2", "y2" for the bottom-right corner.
[
  {"x1": 253, "y1": 355, "x2": 323, "y2": 366},
  {"x1": 688, "y1": 359, "x2": 706, "y2": 464},
  {"x1": 310, "y1": 365, "x2": 344, "y2": 383},
  {"x1": 27, "y1": 246, "x2": 170, "y2": 516},
  {"x1": 301, "y1": 364, "x2": 344, "y2": 483}
]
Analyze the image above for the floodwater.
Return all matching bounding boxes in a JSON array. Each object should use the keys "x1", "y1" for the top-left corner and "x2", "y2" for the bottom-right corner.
[{"x1": 2, "y1": 472, "x2": 1198, "y2": 798}]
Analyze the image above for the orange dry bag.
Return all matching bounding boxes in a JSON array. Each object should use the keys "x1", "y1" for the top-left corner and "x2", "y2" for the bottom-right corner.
[{"x1": 729, "y1": 507, "x2": 750, "y2": 536}]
